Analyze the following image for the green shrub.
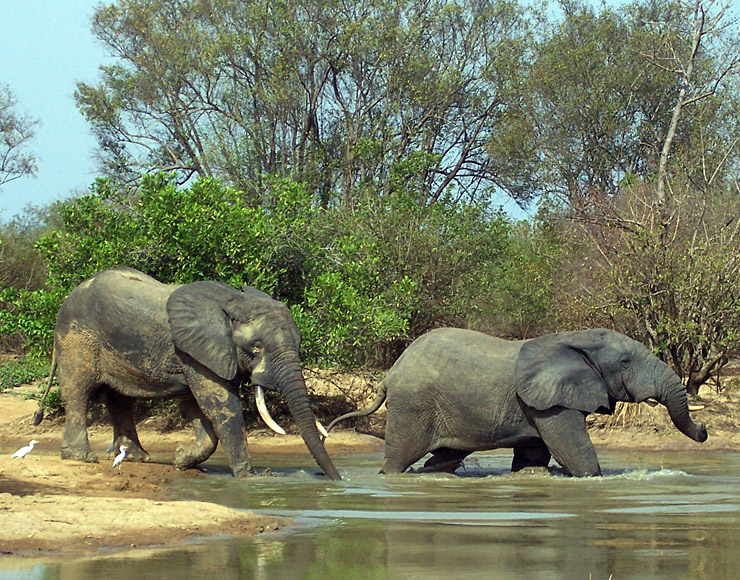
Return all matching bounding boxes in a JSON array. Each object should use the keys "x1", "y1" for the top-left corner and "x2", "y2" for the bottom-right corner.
[
  {"x1": 295, "y1": 187, "x2": 515, "y2": 368},
  {"x1": 0, "y1": 354, "x2": 50, "y2": 393},
  {"x1": 1, "y1": 172, "x2": 558, "y2": 380},
  {"x1": 1, "y1": 175, "x2": 315, "y2": 353}
]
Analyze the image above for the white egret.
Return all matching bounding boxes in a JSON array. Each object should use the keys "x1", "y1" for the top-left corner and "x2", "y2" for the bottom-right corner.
[
  {"x1": 11, "y1": 440, "x2": 38, "y2": 459},
  {"x1": 112, "y1": 445, "x2": 128, "y2": 470}
]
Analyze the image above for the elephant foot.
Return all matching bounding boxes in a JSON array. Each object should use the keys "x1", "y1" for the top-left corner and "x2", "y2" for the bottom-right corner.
[
  {"x1": 174, "y1": 445, "x2": 200, "y2": 471},
  {"x1": 419, "y1": 448, "x2": 470, "y2": 474},
  {"x1": 61, "y1": 445, "x2": 98, "y2": 463},
  {"x1": 174, "y1": 442, "x2": 216, "y2": 471},
  {"x1": 125, "y1": 447, "x2": 151, "y2": 463},
  {"x1": 231, "y1": 461, "x2": 253, "y2": 478},
  {"x1": 512, "y1": 466, "x2": 552, "y2": 476}
]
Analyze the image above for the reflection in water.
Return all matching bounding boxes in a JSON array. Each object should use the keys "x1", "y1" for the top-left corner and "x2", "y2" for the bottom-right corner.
[{"x1": 3, "y1": 449, "x2": 740, "y2": 580}]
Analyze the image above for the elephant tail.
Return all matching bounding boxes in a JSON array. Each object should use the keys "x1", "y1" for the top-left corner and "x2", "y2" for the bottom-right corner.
[
  {"x1": 33, "y1": 351, "x2": 57, "y2": 426},
  {"x1": 326, "y1": 382, "x2": 387, "y2": 433}
]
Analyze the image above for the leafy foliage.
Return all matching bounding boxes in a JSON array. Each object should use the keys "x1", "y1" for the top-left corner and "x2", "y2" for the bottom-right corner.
[
  {"x1": 3, "y1": 175, "x2": 315, "y2": 353},
  {"x1": 490, "y1": 0, "x2": 740, "y2": 206},
  {"x1": 0, "y1": 84, "x2": 38, "y2": 188},
  {"x1": 1, "y1": 172, "x2": 545, "y2": 371},
  {"x1": 295, "y1": 187, "x2": 515, "y2": 367},
  {"x1": 0, "y1": 354, "x2": 48, "y2": 393},
  {"x1": 3, "y1": 0, "x2": 740, "y2": 397},
  {"x1": 481, "y1": 217, "x2": 562, "y2": 339}
]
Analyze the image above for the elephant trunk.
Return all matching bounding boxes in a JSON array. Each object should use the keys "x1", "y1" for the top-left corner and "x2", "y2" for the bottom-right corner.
[
  {"x1": 658, "y1": 370, "x2": 707, "y2": 443},
  {"x1": 277, "y1": 360, "x2": 342, "y2": 481}
]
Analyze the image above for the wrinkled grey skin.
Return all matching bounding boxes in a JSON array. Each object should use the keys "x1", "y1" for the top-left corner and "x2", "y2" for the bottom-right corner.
[
  {"x1": 35, "y1": 267, "x2": 340, "y2": 480},
  {"x1": 328, "y1": 328, "x2": 707, "y2": 477}
]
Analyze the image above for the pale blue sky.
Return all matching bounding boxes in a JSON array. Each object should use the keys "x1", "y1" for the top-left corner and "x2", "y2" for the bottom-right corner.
[{"x1": 0, "y1": 1, "x2": 106, "y2": 222}]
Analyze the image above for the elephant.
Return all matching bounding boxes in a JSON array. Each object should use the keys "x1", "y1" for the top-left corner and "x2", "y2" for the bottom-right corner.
[
  {"x1": 327, "y1": 327, "x2": 707, "y2": 477},
  {"x1": 33, "y1": 266, "x2": 341, "y2": 480}
]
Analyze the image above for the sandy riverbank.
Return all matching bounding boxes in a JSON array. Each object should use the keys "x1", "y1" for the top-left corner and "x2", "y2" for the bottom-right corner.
[{"x1": 0, "y1": 390, "x2": 382, "y2": 557}]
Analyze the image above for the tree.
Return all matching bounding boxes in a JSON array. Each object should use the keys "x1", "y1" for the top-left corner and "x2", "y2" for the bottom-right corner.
[
  {"x1": 2, "y1": 174, "x2": 316, "y2": 353},
  {"x1": 533, "y1": 0, "x2": 740, "y2": 393},
  {"x1": 643, "y1": 0, "x2": 740, "y2": 208},
  {"x1": 0, "y1": 207, "x2": 57, "y2": 352},
  {"x1": 0, "y1": 207, "x2": 57, "y2": 291},
  {"x1": 0, "y1": 84, "x2": 38, "y2": 189},
  {"x1": 293, "y1": 184, "x2": 515, "y2": 368},
  {"x1": 1, "y1": 171, "x2": 539, "y2": 370},
  {"x1": 550, "y1": 184, "x2": 740, "y2": 395},
  {"x1": 489, "y1": 0, "x2": 740, "y2": 208},
  {"x1": 76, "y1": 0, "x2": 532, "y2": 206}
]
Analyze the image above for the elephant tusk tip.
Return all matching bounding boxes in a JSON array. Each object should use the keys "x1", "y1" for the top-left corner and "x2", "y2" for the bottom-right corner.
[
  {"x1": 255, "y1": 385, "x2": 287, "y2": 435},
  {"x1": 688, "y1": 404, "x2": 705, "y2": 412},
  {"x1": 316, "y1": 418, "x2": 329, "y2": 439}
]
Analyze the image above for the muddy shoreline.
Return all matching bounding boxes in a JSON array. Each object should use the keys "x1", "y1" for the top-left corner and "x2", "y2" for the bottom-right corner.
[{"x1": 0, "y1": 391, "x2": 382, "y2": 558}]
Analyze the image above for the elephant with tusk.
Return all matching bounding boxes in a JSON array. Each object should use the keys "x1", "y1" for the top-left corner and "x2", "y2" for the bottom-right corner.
[
  {"x1": 253, "y1": 386, "x2": 329, "y2": 438},
  {"x1": 328, "y1": 328, "x2": 707, "y2": 477},
  {"x1": 34, "y1": 266, "x2": 340, "y2": 480}
]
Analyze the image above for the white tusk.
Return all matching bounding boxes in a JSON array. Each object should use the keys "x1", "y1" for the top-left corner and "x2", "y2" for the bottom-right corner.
[
  {"x1": 316, "y1": 419, "x2": 329, "y2": 439},
  {"x1": 644, "y1": 398, "x2": 660, "y2": 407},
  {"x1": 255, "y1": 386, "x2": 286, "y2": 435},
  {"x1": 689, "y1": 404, "x2": 705, "y2": 412}
]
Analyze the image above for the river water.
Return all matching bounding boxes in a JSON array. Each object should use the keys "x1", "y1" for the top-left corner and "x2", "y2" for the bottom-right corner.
[{"x1": 3, "y1": 448, "x2": 740, "y2": 579}]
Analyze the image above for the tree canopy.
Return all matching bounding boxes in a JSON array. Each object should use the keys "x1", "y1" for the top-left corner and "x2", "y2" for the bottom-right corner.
[{"x1": 76, "y1": 0, "x2": 532, "y2": 206}]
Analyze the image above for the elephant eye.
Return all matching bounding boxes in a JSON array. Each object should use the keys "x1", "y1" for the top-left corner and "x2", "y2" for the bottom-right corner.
[
  {"x1": 621, "y1": 357, "x2": 631, "y2": 368},
  {"x1": 252, "y1": 341, "x2": 263, "y2": 354}
]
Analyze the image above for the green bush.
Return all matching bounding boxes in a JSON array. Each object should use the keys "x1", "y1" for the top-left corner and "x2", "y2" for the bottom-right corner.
[
  {"x1": 1, "y1": 172, "x2": 558, "y2": 378},
  {"x1": 295, "y1": 186, "x2": 516, "y2": 368},
  {"x1": 0, "y1": 354, "x2": 50, "y2": 393},
  {"x1": 2, "y1": 175, "x2": 315, "y2": 353},
  {"x1": 479, "y1": 217, "x2": 562, "y2": 339}
]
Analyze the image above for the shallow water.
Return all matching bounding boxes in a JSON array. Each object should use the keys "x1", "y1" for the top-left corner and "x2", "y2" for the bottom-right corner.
[{"x1": 3, "y1": 448, "x2": 740, "y2": 579}]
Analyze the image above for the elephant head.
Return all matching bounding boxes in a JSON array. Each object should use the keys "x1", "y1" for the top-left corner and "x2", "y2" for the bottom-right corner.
[
  {"x1": 514, "y1": 328, "x2": 707, "y2": 443},
  {"x1": 166, "y1": 281, "x2": 341, "y2": 480}
]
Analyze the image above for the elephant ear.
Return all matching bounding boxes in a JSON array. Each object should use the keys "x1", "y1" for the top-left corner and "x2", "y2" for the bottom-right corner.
[
  {"x1": 514, "y1": 332, "x2": 611, "y2": 414},
  {"x1": 167, "y1": 281, "x2": 239, "y2": 381}
]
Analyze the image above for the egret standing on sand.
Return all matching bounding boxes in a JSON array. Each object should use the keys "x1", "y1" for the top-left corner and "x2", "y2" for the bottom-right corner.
[
  {"x1": 112, "y1": 445, "x2": 128, "y2": 470},
  {"x1": 11, "y1": 440, "x2": 38, "y2": 459}
]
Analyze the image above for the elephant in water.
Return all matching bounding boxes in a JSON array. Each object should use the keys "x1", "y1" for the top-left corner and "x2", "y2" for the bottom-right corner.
[
  {"x1": 34, "y1": 266, "x2": 341, "y2": 480},
  {"x1": 328, "y1": 328, "x2": 707, "y2": 477}
]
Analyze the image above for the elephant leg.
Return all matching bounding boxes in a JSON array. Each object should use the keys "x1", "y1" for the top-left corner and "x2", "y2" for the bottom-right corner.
[
  {"x1": 529, "y1": 407, "x2": 601, "y2": 477},
  {"x1": 182, "y1": 363, "x2": 251, "y2": 477},
  {"x1": 103, "y1": 389, "x2": 150, "y2": 462},
  {"x1": 420, "y1": 448, "x2": 471, "y2": 474},
  {"x1": 380, "y1": 434, "x2": 430, "y2": 474},
  {"x1": 380, "y1": 407, "x2": 433, "y2": 474},
  {"x1": 174, "y1": 396, "x2": 219, "y2": 470},
  {"x1": 59, "y1": 360, "x2": 99, "y2": 463},
  {"x1": 511, "y1": 439, "x2": 551, "y2": 472}
]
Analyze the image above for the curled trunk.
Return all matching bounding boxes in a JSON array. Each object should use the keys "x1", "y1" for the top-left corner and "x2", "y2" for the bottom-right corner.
[
  {"x1": 659, "y1": 372, "x2": 707, "y2": 443},
  {"x1": 277, "y1": 362, "x2": 342, "y2": 480}
]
